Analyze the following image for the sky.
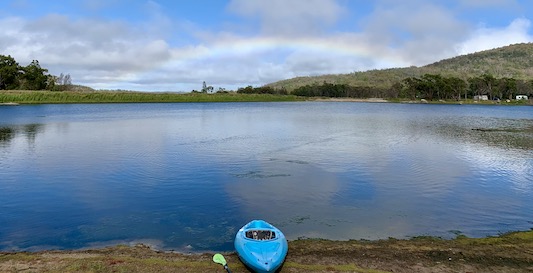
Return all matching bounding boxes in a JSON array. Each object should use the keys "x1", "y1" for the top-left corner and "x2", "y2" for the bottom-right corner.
[{"x1": 1, "y1": 0, "x2": 532, "y2": 91}]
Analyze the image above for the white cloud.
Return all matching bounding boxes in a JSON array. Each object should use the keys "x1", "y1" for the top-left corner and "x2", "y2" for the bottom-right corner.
[
  {"x1": 360, "y1": 1, "x2": 470, "y2": 65},
  {"x1": 1, "y1": 0, "x2": 531, "y2": 91},
  {"x1": 227, "y1": 0, "x2": 344, "y2": 36},
  {"x1": 457, "y1": 18, "x2": 533, "y2": 55},
  {"x1": 0, "y1": 14, "x2": 177, "y2": 89}
]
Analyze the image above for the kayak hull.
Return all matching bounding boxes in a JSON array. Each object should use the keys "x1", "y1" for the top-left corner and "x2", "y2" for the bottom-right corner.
[{"x1": 234, "y1": 220, "x2": 288, "y2": 273}]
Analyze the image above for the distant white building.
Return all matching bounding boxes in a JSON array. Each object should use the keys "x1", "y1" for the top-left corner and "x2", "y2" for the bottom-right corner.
[
  {"x1": 516, "y1": 95, "x2": 529, "y2": 100},
  {"x1": 474, "y1": 95, "x2": 488, "y2": 101}
]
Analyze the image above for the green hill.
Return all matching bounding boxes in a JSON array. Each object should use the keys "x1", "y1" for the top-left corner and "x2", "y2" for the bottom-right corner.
[{"x1": 267, "y1": 43, "x2": 533, "y2": 91}]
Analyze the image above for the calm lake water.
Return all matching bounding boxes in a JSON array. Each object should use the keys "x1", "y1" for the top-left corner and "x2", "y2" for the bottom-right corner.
[{"x1": 1, "y1": 102, "x2": 532, "y2": 252}]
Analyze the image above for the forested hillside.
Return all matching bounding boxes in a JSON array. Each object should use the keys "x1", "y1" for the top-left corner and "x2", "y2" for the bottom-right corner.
[
  {"x1": 425, "y1": 43, "x2": 533, "y2": 79},
  {"x1": 263, "y1": 43, "x2": 533, "y2": 101}
]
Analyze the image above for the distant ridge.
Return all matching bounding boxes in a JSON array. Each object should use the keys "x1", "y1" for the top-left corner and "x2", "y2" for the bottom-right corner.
[
  {"x1": 425, "y1": 43, "x2": 533, "y2": 78},
  {"x1": 267, "y1": 43, "x2": 533, "y2": 91}
]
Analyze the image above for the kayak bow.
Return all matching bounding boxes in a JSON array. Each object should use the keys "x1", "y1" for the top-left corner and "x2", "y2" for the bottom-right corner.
[{"x1": 234, "y1": 220, "x2": 288, "y2": 273}]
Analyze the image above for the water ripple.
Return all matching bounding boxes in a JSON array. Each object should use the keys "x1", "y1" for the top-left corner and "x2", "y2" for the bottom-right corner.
[{"x1": 1, "y1": 103, "x2": 532, "y2": 251}]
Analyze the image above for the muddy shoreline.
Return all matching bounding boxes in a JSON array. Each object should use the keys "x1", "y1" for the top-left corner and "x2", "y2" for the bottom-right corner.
[{"x1": 1, "y1": 230, "x2": 532, "y2": 272}]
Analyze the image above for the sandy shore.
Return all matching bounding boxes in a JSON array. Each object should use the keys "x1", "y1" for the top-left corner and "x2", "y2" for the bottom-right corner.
[{"x1": 1, "y1": 230, "x2": 532, "y2": 272}]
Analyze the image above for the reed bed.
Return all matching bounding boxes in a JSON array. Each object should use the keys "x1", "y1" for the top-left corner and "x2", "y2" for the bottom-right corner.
[{"x1": 0, "y1": 91, "x2": 302, "y2": 104}]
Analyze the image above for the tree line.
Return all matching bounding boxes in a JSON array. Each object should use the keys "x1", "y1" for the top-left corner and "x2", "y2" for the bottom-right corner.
[
  {"x1": 399, "y1": 74, "x2": 532, "y2": 101},
  {"x1": 0, "y1": 54, "x2": 71, "y2": 91},
  {"x1": 236, "y1": 85, "x2": 288, "y2": 95},
  {"x1": 291, "y1": 82, "x2": 389, "y2": 98},
  {"x1": 243, "y1": 74, "x2": 532, "y2": 101}
]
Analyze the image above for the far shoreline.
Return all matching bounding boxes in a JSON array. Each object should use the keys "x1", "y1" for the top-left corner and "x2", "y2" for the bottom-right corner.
[{"x1": 1, "y1": 90, "x2": 531, "y2": 105}]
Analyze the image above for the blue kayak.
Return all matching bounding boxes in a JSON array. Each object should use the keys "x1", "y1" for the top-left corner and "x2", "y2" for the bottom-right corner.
[{"x1": 234, "y1": 220, "x2": 288, "y2": 273}]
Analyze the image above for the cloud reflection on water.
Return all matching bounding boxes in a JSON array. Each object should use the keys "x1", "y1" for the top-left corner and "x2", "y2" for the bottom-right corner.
[{"x1": 1, "y1": 103, "x2": 532, "y2": 250}]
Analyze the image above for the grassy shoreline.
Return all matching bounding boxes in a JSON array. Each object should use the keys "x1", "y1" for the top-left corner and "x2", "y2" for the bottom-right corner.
[
  {"x1": 2, "y1": 90, "x2": 531, "y2": 105},
  {"x1": 0, "y1": 91, "x2": 303, "y2": 104},
  {"x1": 1, "y1": 230, "x2": 532, "y2": 272}
]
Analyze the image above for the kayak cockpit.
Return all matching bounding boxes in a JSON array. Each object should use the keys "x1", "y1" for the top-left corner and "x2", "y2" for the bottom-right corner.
[
  {"x1": 245, "y1": 230, "x2": 276, "y2": 240},
  {"x1": 235, "y1": 220, "x2": 288, "y2": 272}
]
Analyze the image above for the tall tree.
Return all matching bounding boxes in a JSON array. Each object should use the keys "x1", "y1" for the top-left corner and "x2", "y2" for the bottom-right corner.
[
  {"x1": 468, "y1": 76, "x2": 486, "y2": 98},
  {"x1": 481, "y1": 73, "x2": 497, "y2": 100},
  {"x1": 401, "y1": 77, "x2": 422, "y2": 100},
  {"x1": 0, "y1": 55, "x2": 21, "y2": 90},
  {"x1": 497, "y1": 78, "x2": 517, "y2": 100},
  {"x1": 54, "y1": 73, "x2": 73, "y2": 90},
  {"x1": 420, "y1": 74, "x2": 444, "y2": 100},
  {"x1": 445, "y1": 77, "x2": 467, "y2": 100},
  {"x1": 21, "y1": 60, "x2": 48, "y2": 90},
  {"x1": 56, "y1": 73, "x2": 65, "y2": 85}
]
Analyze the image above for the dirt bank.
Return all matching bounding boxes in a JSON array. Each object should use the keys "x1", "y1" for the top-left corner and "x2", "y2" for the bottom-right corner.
[{"x1": 1, "y1": 230, "x2": 532, "y2": 272}]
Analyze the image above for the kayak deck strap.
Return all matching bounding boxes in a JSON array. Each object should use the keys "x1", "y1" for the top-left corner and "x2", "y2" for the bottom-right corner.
[{"x1": 245, "y1": 230, "x2": 276, "y2": 240}]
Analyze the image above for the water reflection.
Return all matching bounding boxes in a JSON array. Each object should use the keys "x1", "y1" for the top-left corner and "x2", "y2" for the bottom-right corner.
[
  {"x1": 227, "y1": 160, "x2": 345, "y2": 239},
  {"x1": 0, "y1": 103, "x2": 532, "y2": 251},
  {"x1": 0, "y1": 124, "x2": 44, "y2": 145},
  {"x1": 0, "y1": 127, "x2": 14, "y2": 143},
  {"x1": 218, "y1": 104, "x2": 533, "y2": 240}
]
